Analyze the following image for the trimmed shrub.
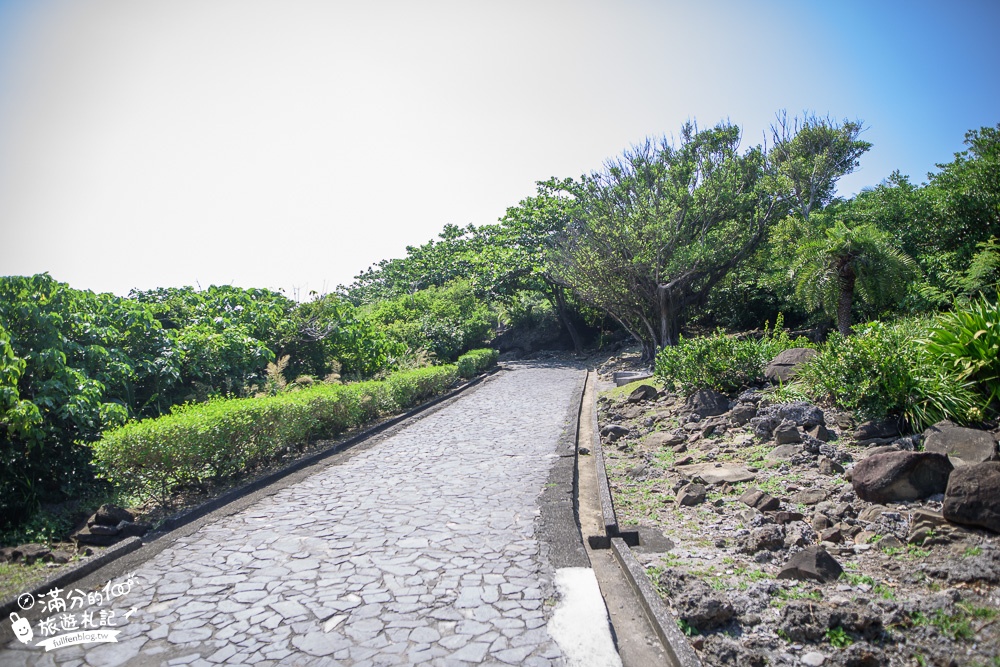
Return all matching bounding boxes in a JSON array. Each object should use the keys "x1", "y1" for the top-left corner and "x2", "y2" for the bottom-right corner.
[
  {"x1": 655, "y1": 318, "x2": 811, "y2": 394},
  {"x1": 92, "y1": 365, "x2": 458, "y2": 503},
  {"x1": 456, "y1": 348, "x2": 498, "y2": 379},
  {"x1": 795, "y1": 320, "x2": 979, "y2": 431}
]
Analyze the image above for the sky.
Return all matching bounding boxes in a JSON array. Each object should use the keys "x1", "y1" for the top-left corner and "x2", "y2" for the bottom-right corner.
[{"x1": 0, "y1": 0, "x2": 998, "y2": 299}]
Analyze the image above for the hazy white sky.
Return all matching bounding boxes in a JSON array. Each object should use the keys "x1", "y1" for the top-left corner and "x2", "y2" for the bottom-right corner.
[{"x1": 1, "y1": 0, "x2": 998, "y2": 298}]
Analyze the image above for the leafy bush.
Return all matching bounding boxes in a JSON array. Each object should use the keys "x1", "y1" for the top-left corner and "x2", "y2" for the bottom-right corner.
[
  {"x1": 795, "y1": 320, "x2": 979, "y2": 431},
  {"x1": 92, "y1": 365, "x2": 458, "y2": 504},
  {"x1": 456, "y1": 348, "x2": 498, "y2": 379},
  {"x1": 655, "y1": 316, "x2": 811, "y2": 394},
  {"x1": 923, "y1": 293, "x2": 1000, "y2": 408}
]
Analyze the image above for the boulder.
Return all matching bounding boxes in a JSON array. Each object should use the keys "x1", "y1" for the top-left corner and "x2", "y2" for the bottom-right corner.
[
  {"x1": 923, "y1": 422, "x2": 999, "y2": 466},
  {"x1": 685, "y1": 389, "x2": 730, "y2": 418},
  {"x1": 791, "y1": 488, "x2": 828, "y2": 505},
  {"x1": 739, "y1": 524, "x2": 786, "y2": 553},
  {"x1": 817, "y1": 456, "x2": 845, "y2": 476},
  {"x1": 729, "y1": 403, "x2": 758, "y2": 426},
  {"x1": 13, "y1": 544, "x2": 51, "y2": 565},
  {"x1": 71, "y1": 526, "x2": 122, "y2": 547},
  {"x1": 677, "y1": 484, "x2": 707, "y2": 506},
  {"x1": 91, "y1": 503, "x2": 134, "y2": 527},
  {"x1": 776, "y1": 546, "x2": 844, "y2": 583},
  {"x1": 645, "y1": 431, "x2": 686, "y2": 448},
  {"x1": 943, "y1": 462, "x2": 1000, "y2": 533},
  {"x1": 626, "y1": 384, "x2": 658, "y2": 403},
  {"x1": 766, "y1": 444, "x2": 801, "y2": 461},
  {"x1": 600, "y1": 424, "x2": 630, "y2": 442},
  {"x1": 774, "y1": 421, "x2": 803, "y2": 445},
  {"x1": 764, "y1": 347, "x2": 818, "y2": 382},
  {"x1": 854, "y1": 420, "x2": 900, "y2": 442},
  {"x1": 740, "y1": 488, "x2": 781, "y2": 512},
  {"x1": 806, "y1": 424, "x2": 835, "y2": 442},
  {"x1": 675, "y1": 462, "x2": 756, "y2": 484},
  {"x1": 851, "y1": 451, "x2": 953, "y2": 503}
]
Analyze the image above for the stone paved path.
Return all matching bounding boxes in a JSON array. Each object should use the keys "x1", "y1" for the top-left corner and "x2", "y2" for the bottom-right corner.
[{"x1": 3, "y1": 362, "x2": 601, "y2": 666}]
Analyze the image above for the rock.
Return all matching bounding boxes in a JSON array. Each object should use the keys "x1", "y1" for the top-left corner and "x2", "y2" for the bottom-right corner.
[
  {"x1": 811, "y1": 514, "x2": 832, "y2": 531},
  {"x1": 773, "y1": 421, "x2": 803, "y2": 445},
  {"x1": 766, "y1": 444, "x2": 801, "y2": 461},
  {"x1": 877, "y1": 535, "x2": 904, "y2": 549},
  {"x1": 820, "y1": 527, "x2": 843, "y2": 543},
  {"x1": 685, "y1": 389, "x2": 730, "y2": 418},
  {"x1": 777, "y1": 546, "x2": 844, "y2": 583},
  {"x1": 791, "y1": 488, "x2": 828, "y2": 505},
  {"x1": 700, "y1": 636, "x2": 766, "y2": 667},
  {"x1": 857, "y1": 505, "x2": 889, "y2": 523},
  {"x1": 854, "y1": 419, "x2": 900, "y2": 441},
  {"x1": 740, "y1": 488, "x2": 781, "y2": 512},
  {"x1": 817, "y1": 456, "x2": 845, "y2": 476},
  {"x1": 942, "y1": 462, "x2": 1000, "y2": 533},
  {"x1": 657, "y1": 569, "x2": 735, "y2": 631},
  {"x1": 801, "y1": 651, "x2": 827, "y2": 667},
  {"x1": 729, "y1": 403, "x2": 758, "y2": 426},
  {"x1": 627, "y1": 384, "x2": 658, "y2": 403},
  {"x1": 907, "y1": 509, "x2": 953, "y2": 545},
  {"x1": 92, "y1": 504, "x2": 134, "y2": 526},
  {"x1": 626, "y1": 464, "x2": 647, "y2": 479},
  {"x1": 645, "y1": 431, "x2": 686, "y2": 448},
  {"x1": 677, "y1": 484, "x2": 707, "y2": 506},
  {"x1": 600, "y1": 424, "x2": 630, "y2": 442},
  {"x1": 71, "y1": 527, "x2": 122, "y2": 547},
  {"x1": 923, "y1": 422, "x2": 999, "y2": 466},
  {"x1": 14, "y1": 544, "x2": 51, "y2": 565},
  {"x1": 675, "y1": 462, "x2": 756, "y2": 484},
  {"x1": 88, "y1": 524, "x2": 120, "y2": 535},
  {"x1": 807, "y1": 424, "x2": 835, "y2": 442},
  {"x1": 851, "y1": 451, "x2": 953, "y2": 503},
  {"x1": 48, "y1": 550, "x2": 73, "y2": 564},
  {"x1": 765, "y1": 347, "x2": 818, "y2": 382},
  {"x1": 774, "y1": 511, "x2": 804, "y2": 525},
  {"x1": 740, "y1": 524, "x2": 786, "y2": 553}
]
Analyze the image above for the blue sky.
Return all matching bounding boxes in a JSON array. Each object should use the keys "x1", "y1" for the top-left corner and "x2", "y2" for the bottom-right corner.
[{"x1": 0, "y1": 0, "x2": 997, "y2": 298}]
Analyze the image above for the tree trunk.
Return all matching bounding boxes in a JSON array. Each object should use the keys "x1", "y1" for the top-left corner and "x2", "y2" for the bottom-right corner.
[
  {"x1": 657, "y1": 284, "x2": 680, "y2": 347},
  {"x1": 552, "y1": 286, "x2": 583, "y2": 355},
  {"x1": 837, "y1": 268, "x2": 856, "y2": 336}
]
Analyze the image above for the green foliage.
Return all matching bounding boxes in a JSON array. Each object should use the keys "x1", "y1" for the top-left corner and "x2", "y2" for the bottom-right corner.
[
  {"x1": 550, "y1": 121, "x2": 786, "y2": 358},
  {"x1": 365, "y1": 280, "x2": 494, "y2": 362},
  {"x1": 789, "y1": 218, "x2": 917, "y2": 335},
  {"x1": 456, "y1": 348, "x2": 498, "y2": 379},
  {"x1": 825, "y1": 625, "x2": 854, "y2": 648},
  {"x1": 655, "y1": 315, "x2": 811, "y2": 394},
  {"x1": 795, "y1": 320, "x2": 979, "y2": 431},
  {"x1": 923, "y1": 293, "x2": 1000, "y2": 408},
  {"x1": 92, "y1": 365, "x2": 459, "y2": 505}
]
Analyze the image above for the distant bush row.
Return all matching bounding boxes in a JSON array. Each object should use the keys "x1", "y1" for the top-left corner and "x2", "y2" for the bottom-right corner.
[
  {"x1": 457, "y1": 348, "x2": 499, "y2": 378},
  {"x1": 655, "y1": 296, "x2": 999, "y2": 432},
  {"x1": 93, "y1": 350, "x2": 497, "y2": 504}
]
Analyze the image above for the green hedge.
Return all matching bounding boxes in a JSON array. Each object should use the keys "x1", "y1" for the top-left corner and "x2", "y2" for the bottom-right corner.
[
  {"x1": 91, "y1": 365, "x2": 459, "y2": 503},
  {"x1": 456, "y1": 348, "x2": 498, "y2": 379},
  {"x1": 655, "y1": 318, "x2": 811, "y2": 394}
]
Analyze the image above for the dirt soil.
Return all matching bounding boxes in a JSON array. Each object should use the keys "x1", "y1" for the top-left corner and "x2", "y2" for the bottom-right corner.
[{"x1": 595, "y1": 350, "x2": 1000, "y2": 667}]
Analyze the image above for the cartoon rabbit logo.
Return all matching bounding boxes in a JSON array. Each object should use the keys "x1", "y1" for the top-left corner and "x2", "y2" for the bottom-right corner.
[{"x1": 10, "y1": 612, "x2": 33, "y2": 644}]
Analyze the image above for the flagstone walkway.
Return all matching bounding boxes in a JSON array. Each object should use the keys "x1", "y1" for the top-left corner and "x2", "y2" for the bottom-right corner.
[{"x1": 3, "y1": 361, "x2": 615, "y2": 666}]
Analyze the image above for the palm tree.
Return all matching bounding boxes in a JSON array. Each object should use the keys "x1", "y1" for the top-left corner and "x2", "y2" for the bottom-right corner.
[{"x1": 791, "y1": 221, "x2": 917, "y2": 335}]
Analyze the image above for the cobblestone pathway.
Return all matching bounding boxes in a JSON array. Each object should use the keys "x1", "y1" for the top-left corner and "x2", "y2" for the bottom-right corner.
[{"x1": 3, "y1": 362, "x2": 601, "y2": 666}]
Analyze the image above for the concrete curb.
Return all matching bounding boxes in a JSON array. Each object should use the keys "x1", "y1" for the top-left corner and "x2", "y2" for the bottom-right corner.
[
  {"x1": 611, "y1": 538, "x2": 703, "y2": 667},
  {"x1": 0, "y1": 366, "x2": 500, "y2": 622},
  {"x1": 590, "y1": 376, "x2": 702, "y2": 667},
  {"x1": 537, "y1": 367, "x2": 590, "y2": 569}
]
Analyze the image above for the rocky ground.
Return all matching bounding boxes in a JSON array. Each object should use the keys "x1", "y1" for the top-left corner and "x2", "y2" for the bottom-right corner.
[{"x1": 595, "y1": 350, "x2": 1000, "y2": 667}]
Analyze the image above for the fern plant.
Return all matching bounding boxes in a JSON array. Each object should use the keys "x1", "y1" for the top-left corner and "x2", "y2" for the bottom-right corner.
[{"x1": 924, "y1": 293, "x2": 1000, "y2": 408}]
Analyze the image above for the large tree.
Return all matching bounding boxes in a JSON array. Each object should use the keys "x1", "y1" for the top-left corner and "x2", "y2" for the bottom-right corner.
[
  {"x1": 770, "y1": 112, "x2": 871, "y2": 221},
  {"x1": 550, "y1": 122, "x2": 786, "y2": 360}
]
